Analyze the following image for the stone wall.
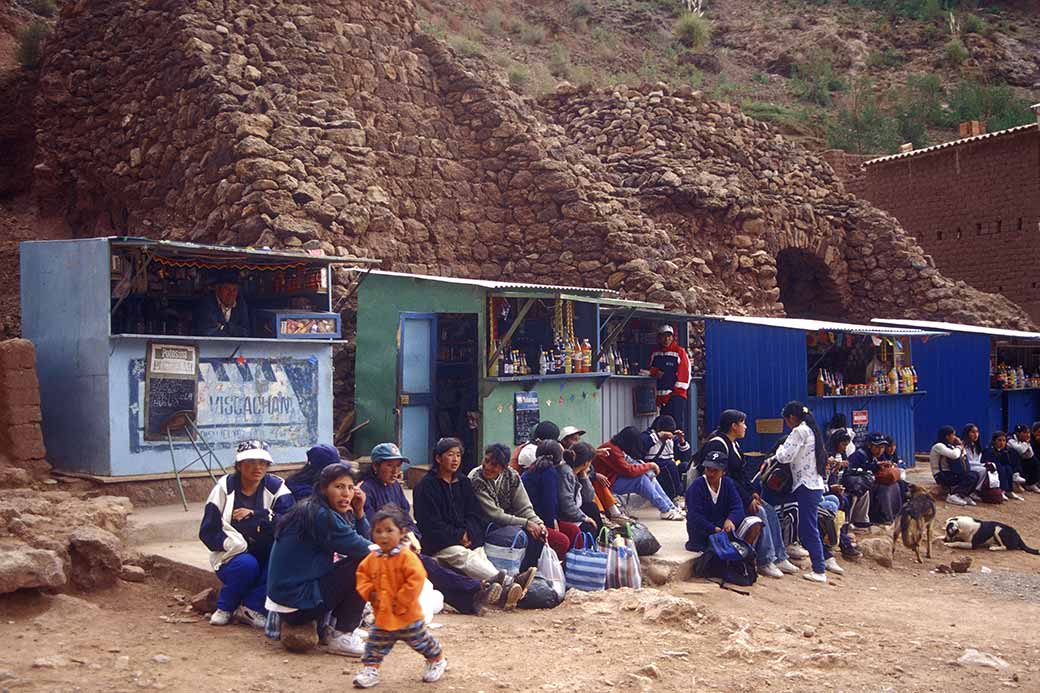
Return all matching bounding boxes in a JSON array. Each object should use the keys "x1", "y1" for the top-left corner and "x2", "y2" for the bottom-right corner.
[
  {"x1": 853, "y1": 127, "x2": 1040, "y2": 322},
  {"x1": 0, "y1": 339, "x2": 48, "y2": 480}
]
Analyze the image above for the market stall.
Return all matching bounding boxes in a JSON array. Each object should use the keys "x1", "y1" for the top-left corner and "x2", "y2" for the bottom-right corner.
[
  {"x1": 873, "y1": 319, "x2": 1040, "y2": 452},
  {"x1": 20, "y1": 237, "x2": 376, "y2": 478},
  {"x1": 597, "y1": 308, "x2": 701, "y2": 444},
  {"x1": 352, "y1": 271, "x2": 661, "y2": 474},
  {"x1": 703, "y1": 316, "x2": 945, "y2": 456}
]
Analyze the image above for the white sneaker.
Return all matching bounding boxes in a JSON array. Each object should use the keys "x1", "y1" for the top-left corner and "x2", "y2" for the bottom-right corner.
[
  {"x1": 947, "y1": 494, "x2": 969, "y2": 506},
  {"x1": 353, "y1": 666, "x2": 380, "y2": 688},
  {"x1": 209, "y1": 609, "x2": 231, "y2": 626},
  {"x1": 1009, "y1": 491, "x2": 1026, "y2": 501},
  {"x1": 787, "y1": 544, "x2": 810, "y2": 559},
  {"x1": 774, "y1": 559, "x2": 800, "y2": 575},
  {"x1": 233, "y1": 606, "x2": 266, "y2": 628},
  {"x1": 802, "y1": 571, "x2": 827, "y2": 584},
  {"x1": 758, "y1": 563, "x2": 783, "y2": 579},
  {"x1": 965, "y1": 496, "x2": 977, "y2": 506},
  {"x1": 1026, "y1": 484, "x2": 1040, "y2": 493},
  {"x1": 660, "y1": 508, "x2": 685, "y2": 521},
  {"x1": 824, "y1": 557, "x2": 845, "y2": 575},
  {"x1": 1013, "y1": 473, "x2": 1026, "y2": 485},
  {"x1": 422, "y1": 657, "x2": 448, "y2": 683},
  {"x1": 328, "y1": 630, "x2": 365, "y2": 657}
]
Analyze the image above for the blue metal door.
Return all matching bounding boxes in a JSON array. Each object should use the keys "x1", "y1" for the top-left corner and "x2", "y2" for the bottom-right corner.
[{"x1": 397, "y1": 313, "x2": 437, "y2": 470}]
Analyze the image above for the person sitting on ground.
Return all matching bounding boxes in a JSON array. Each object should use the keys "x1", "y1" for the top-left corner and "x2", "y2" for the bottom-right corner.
[
  {"x1": 352, "y1": 506, "x2": 447, "y2": 689},
  {"x1": 199, "y1": 439, "x2": 294, "y2": 628},
  {"x1": 641, "y1": 415, "x2": 692, "y2": 502},
  {"x1": 960, "y1": 424, "x2": 987, "y2": 494},
  {"x1": 414, "y1": 438, "x2": 535, "y2": 609},
  {"x1": 561, "y1": 424, "x2": 628, "y2": 524},
  {"x1": 823, "y1": 430, "x2": 861, "y2": 560},
  {"x1": 265, "y1": 463, "x2": 372, "y2": 657},
  {"x1": 981, "y1": 431, "x2": 1022, "y2": 502},
  {"x1": 684, "y1": 453, "x2": 762, "y2": 555},
  {"x1": 929, "y1": 426, "x2": 978, "y2": 506},
  {"x1": 825, "y1": 413, "x2": 856, "y2": 458},
  {"x1": 848, "y1": 432, "x2": 903, "y2": 524},
  {"x1": 509, "y1": 420, "x2": 560, "y2": 472},
  {"x1": 361, "y1": 443, "x2": 501, "y2": 617},
  {"x1": 469, "y1": 442, "x2": 562, "y2": 569},
  {"x1": 521, "y1": 440, "x2": 585, "y2": 555},
  {"x1": 596, "y1": 426, "x2": 685, "y2": 521},
  {"x1": 286, "y1": 444, "x2": 349, "y2": 500},
  {"x1": 1027, "y1": 422, "x2": 1040, "y2": 493},
  {"x1": 1007, "y1": 424, "x2": 1036, "y2": 493},
  {"x1": 558, "y1": 442, "x2": 603, "y2": 533}
]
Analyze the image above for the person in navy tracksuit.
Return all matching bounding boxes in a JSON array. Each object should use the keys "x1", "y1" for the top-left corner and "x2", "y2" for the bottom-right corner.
[{"x1": 647, "y1": 324, "x2": 691, "y2": 435}]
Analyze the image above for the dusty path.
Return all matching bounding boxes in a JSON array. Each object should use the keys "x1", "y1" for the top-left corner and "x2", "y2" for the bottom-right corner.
[{"x1": 3, "y1": 495, "x2": 1040, "y2": 692}]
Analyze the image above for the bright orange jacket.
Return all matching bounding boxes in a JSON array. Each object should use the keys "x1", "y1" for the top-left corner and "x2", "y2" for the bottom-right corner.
[{"x1": 355, "y1": 548, "x2": 427, "y2": 631}]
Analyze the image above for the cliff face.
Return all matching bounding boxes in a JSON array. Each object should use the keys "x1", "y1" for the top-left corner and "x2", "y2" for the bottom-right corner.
[{"x1": 32, "y1": 0, "x2": 1034, "y2": 330}]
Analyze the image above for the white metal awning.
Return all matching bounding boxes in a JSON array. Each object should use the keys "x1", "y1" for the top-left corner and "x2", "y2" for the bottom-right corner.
[
  {"x1": 872, "y1": 318, "x2": 1040, "y2": 341},
  {"x1": 709, "y1": 315, "x2": 947, "y2": 337}
]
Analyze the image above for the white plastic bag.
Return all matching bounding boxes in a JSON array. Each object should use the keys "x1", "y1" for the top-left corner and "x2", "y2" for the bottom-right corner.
[
  {"x1": 537, "y1": 543, "x2": 566, "y2": 600},
  {"x1": 419, "y1": 578, "x2": 444, "y2": 624}
]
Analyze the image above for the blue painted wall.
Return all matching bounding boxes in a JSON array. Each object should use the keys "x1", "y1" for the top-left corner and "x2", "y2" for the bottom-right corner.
[
  {"x1": 1006, "y1": 390, "x2": 1040, "y2": 432},
  {"x1": 808, "y1": 394, "x2": 918, "y2": 462},
  {"x1": 911, "y1": 332, "x2": 993, "y2": 450}
]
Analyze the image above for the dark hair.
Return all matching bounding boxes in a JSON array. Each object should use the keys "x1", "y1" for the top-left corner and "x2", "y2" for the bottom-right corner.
[
  {"x1": 372, "y1": 504, "x2": 410, "y2": 531},
  {"x1": 287, "y1": 443, "x2": 341, "y2": 489},
  {"x1": 884, "y1": 435, "x2": 895, "y2": 447},
  {"x1": 961, "y1": 424, "x2": 982, "y2": 456},
  {"x1": 483, "y1": 443, "x2": 511, "y2": 467},
  {"x1": 992, "y1": 430, "x2": 1007, "y2": 443},
  {"x1": 1032, "y1": 421, "x2": 1040, "y2": 434},
  {"x1": 564, "y1": 442, "x2": 596, "y2": 468},
  {"x1": 936, "y1": 425, "x2": 956, "y2": 444},
  {"x1": 611, "y1": 426, "x2": 644, "y2": 460},
  {"x1": 827, "y1": 429, "x2": 852, "y2": 456},
  {"x1": 535, "y1": 439, "x2": 564, "y2": 463},
  {"x1": 827, "y1": 413, "x2": 848, "y2": 430},
  {"x1": 434, "y1": 437, "x2": 464, "y2": 458},
  {"x1": 651, "y1": 415, "x2": 677, "y2": 433},
  {"x1": 276, "y1": 463, "x2": 357, "y2": 542},
  {"x1": 782, "y1": 401, "x2": 827, "y2": 476},
  {"x1": 531, "y1": 420, "x2": 560, "y2": 442},
  {"x1": 717, "y1": 409, "x2": 746, "y2": 436},
  {"x1": 1012, "y1": 424, "x2": 1030, "y2": 435}
]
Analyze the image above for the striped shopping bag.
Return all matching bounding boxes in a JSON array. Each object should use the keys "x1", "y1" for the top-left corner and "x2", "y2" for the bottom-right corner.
[
  {"x1": 605, "y1": 525, "x2": 642, "y2": 590},
  {"x1": 565, "y1": 531, "x2": 608, "y2": 592},
  {"x1": 484, "y1": 525, "x2": 527, "y2": 576}
]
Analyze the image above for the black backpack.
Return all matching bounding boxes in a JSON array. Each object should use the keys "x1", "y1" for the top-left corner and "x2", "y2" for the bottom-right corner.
[{"x1": 692, "y1": 532, "x2": 757, "y2": 593}]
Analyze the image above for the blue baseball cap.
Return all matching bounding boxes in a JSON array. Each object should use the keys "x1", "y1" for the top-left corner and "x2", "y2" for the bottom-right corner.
[{"x1": 371, "y1": 442, "x2": 409, "y2": 464}]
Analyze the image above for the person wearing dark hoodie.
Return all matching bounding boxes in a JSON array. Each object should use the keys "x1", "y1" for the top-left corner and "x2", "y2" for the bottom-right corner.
[
  {"x1": 848, "y1": 432, "x2": 903, "y2": 524},
  {"x1": 361, "y1": 443, "x2": 501, "y2": 616},
  {"x1": 595, "y1": 426, "x2": 685, "y2": 520},
  {"x1": 684, "y1": 454, "x2": 762, "y2": 553},
  {"x1": 640, "y1": 415, "x2": 692, "y2": 502},
  {"x1": 413, "y1": 437, "x2": 535, "y2": 610},
  {"x1": 286, "y1": 444, "x2": 348, "y2": 500},
  {"x1": 508, "y1": 420, "x2": 560, "y2": 473}
]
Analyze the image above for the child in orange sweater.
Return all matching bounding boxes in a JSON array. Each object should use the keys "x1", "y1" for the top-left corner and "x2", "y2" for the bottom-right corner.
[{"x1": 353, "y1": 505, "x2": 446, "y2": 688}]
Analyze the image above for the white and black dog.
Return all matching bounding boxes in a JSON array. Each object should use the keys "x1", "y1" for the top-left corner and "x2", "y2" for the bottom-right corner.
[{"x1": 944, "y1": 516, "x2": 1040, "y2": 554}]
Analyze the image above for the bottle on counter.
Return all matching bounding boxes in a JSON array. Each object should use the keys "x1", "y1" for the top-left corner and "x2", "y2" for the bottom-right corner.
[
  {"x1": 888, "y1": 365, "x2": 899, "y2": 395},
  {"x1": 816, "y1": 369, "x2": 826, "y2": 397}
]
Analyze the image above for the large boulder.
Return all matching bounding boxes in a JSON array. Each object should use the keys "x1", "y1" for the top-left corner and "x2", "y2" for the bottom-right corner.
[
  {"x1": 68, "y1": 526, "x2": 123, "y2": 590},
  {"x1": 0, "y1": 545, "x2": 67, "y2": 594}
]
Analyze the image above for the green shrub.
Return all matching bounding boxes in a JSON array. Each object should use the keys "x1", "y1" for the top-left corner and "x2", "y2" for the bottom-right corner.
[
  {"x1": 508, "y1": 65, "x2": 529, "y2": 90},
  {"x1": 447, "y1": 34, "x2": 483, "y2": 57},
  {"x1": 827, "y1": 80, "x2": 902, "y2": 154},
  {"x1": 741, "y1": 101, "x2": 820, "y2": 136},
  {"x1": 519, "y1": 22, "x2": 548, "y2": 45},
  {"x1": 673, "y1": 12, "x2": 711, "y2": 50},
  {"x1": 867, "y1": 47, "x2": 906, "y2": 69},
  {"x1": 548, "y1": 43, "x2": 572, "y2": 79},
  {"x1": 947, "y1": 80, "x2": 1035, "y2": 131},
  {"x1": 751, "y1": 72, "x2": 770, "y2": 85},
  {"x1": 960, "y1": 14, "x2": 987, "y2": 34},
  {"x1": 944, "y1": 38, "x2": 969, "y2": 65},
  {"x1": 16, "y1": 21, "x2": 49, "y2": 70},
  {"x1": 570, "y1": 1, "x2": 592, "y2": 18},
  {"x1": 483, "y1": 7, "x2": 505, "y2": 35},
  {"x1": 791, "y1": 55, "x2": 847, "y2": 107},
  {"x1": 888, "y1": 74, "x2": 947, "y2": 143},
  {"x1": 28, "y1": 0, "x2": 56, "y2": 17}
]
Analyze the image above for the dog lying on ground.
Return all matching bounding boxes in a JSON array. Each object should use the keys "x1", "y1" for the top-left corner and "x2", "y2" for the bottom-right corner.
[
  {"x1": 943, "y1": 516, "x2": 1040, "y2": 554},
  {"x1": 892, "y1": 484, "x2": 936, "y2": 563}
]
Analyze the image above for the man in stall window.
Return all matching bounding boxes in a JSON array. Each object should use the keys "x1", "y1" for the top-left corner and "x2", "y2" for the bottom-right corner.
[{"x1": 195, "y1": 270, "x2": 251, "y2": 337}]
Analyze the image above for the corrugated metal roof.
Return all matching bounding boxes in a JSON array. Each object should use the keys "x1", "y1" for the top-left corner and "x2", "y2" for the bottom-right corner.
[
  {"x1": 711, "y1": 315, "x2": 946, "y2": 336},
  {"x1": 110, "y1": 237, "x2": 379, "y2": 264},
  {"x1": 359, "y1": 269, "x2": 621, "y2": 297},
  {"x1": 864, "y1": 122, "x2": 1036, "y2": 166},
  {"x1": 873, "y1": 318, "x2": 1040, "y2": 341}
]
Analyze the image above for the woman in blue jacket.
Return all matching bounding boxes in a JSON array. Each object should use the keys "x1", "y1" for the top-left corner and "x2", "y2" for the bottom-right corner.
[
  {"x1": 266, "y1": 463, "x2": 373, "y2": 657},
  {"x1": 684, "y1": 455, "x2": 762, "y2": 553}
]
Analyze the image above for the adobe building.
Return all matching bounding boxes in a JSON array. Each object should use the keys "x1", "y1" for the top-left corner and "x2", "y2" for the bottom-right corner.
[{"x1": 851, "y1": 105, "x2": 1040, "y2": 320}]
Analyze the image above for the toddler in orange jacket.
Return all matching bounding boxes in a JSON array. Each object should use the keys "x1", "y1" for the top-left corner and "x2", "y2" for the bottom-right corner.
[{"x1": 353, "y1": 505, "x2": 446, "y2": 689}]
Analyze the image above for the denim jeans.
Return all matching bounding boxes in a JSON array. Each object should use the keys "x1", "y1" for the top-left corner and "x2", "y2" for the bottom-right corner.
[
  {"x1": 754, "y1": 503, "x2": 789, "y2": 566},
  {"x1": 794, "y1": 485, "x2": 826, "y2": 574},
  {"x1": 612, "y1": 474, "x2": 676, "y2": 512},
  {"x1": 215, "y1": 553, "x2": 267, "y2": 613}
]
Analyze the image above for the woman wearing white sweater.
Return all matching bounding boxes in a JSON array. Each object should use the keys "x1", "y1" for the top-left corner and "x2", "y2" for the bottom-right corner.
[{"x1": 930, "y1": 426, "x2": 978, "y2": 506}]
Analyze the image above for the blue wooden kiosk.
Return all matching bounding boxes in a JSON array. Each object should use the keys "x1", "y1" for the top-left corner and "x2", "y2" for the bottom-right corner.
[
  {"x1": 873, "y1": 318, "x2": 1040, "y2": 452},
  {"x1": 20, "y1": 237, "x2": 377, "y2": 478},
  {"x1": 703, "y1": 316, "x2": 945, "y2": 456}
]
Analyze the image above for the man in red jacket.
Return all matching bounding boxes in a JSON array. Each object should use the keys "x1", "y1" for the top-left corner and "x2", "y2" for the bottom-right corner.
[{"x1": 648, "y1": 325, "x2": 690, "y2": 436}]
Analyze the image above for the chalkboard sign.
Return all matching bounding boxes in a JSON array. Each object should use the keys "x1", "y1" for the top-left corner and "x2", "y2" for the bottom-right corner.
[
  {"x1": 851, "y1": 409, "x2": 869, "y2": 449},
  {"x1": 144, "y1": 343, "x2": 199, "y2": 441},
  {"x1": 633, "y1": 382, "x2": 657, "y2": 417},
  {"x1": 514, "y1": 391, "x2": 540, "y2": 446}
]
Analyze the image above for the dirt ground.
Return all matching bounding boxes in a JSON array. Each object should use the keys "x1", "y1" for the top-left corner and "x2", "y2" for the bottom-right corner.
[{"x1": 3, "y1": 495, "x2": 1040, "y2": 693}]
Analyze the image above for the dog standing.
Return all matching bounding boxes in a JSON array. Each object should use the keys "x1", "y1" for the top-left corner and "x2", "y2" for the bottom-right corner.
[
  {"x1": 892, "y1": 484, "x2": 936, "y2": 563},
  {"x1": 944, "y1": 516, "x2": 1040, "y2": 554}
]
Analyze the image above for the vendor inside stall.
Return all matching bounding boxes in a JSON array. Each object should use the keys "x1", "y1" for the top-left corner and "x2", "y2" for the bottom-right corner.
[
  {"x1": 807, "y1": 331, "x2": 918, "y2": 398},
  {"x1": 194, "y1": 271, "x2": 251, "y2": 337}
]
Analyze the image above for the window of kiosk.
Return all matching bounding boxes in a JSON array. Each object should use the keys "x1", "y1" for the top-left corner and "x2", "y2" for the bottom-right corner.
[
  {"x1": 608, "y1": 316, "x2": 692, "y2": 377},
  {"x1": 108, "y1": 247, "x2": 336, "y2": 339},
  {"x1": 487, "y1": 297, "x2": 598, "y2": 378},
  {"x1": 807, "y1": 332, "x2": 920, "y2": 397},
  {"x1": 990, "y1": 338, "x2": 1040, "y2": 390}
]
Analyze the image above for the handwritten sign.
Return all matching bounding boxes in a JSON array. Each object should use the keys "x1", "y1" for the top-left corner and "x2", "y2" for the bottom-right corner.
[
  {"x1": 633, "y1": 383, "x2": 657, "y2": 417},
  {"x1": 514, "y1": 391, "x2": 540, "y2": 445},
  {"x1": 144, "y1": 342, "x2": 199, "y2": 441}
]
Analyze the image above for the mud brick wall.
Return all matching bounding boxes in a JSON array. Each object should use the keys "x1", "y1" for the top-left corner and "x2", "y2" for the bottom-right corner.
[
  {"x1": 857, "y1": 127, "x2": 1040, "y2": 320},
  {"x1": 0, "y1": 339, "x2": 49, "y2": 477}
]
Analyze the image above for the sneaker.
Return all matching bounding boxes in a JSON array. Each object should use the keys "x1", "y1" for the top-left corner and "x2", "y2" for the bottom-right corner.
[
  {"x1": 514, "y1": 567, "x2": 538, "y2": 592},
  {"x1": 774, "y1": 559, "x2": 800, "y2": 575},
  {"x1": 660, "y1": 508, "x2": 685, "y2": 521},
  {"x1": 209, "y1": 608, "x2": 231, "y2": 626},
  {"x1": 787, "y1": 544, "x2": 810, "y2": 559},
  {"x1": 328, "y1": 630, "x2": 365, "y2": 658},
  {"x1": 1013, "y1": 473, "x2": 1026, "y2": 485},
  {"x1": 802, "y1": 571, "x2": 827, "y2": 584},
  {"x1": 606, "y1": 504, "x2": 625, "y2": 520},
  {"x1": 422, "y1": 657, "x2": 447, "y2": 683},
  {"x1": 965, "y1": 496, "x2": 977, "y2": 506},
  {"x1": 473, "y1": 581, "x2": 502, "y2": 616},
  {"x1": 947, "y1": 494, "x2": 969, "y2": 506},
  {"x1": 824, "y1": 557, "x2": 845, "y2": 575},
  {"x1": 758, "y1": 563, "x2": 783, "y2": 579},
  {"x1": 502, "y1": 582, "x2": 524, "y2": 610},
  {"x1": 1009, "y1": 491, "x2": 1026, "y2": 501},
  {"x1": 234, "y1": 606, "x2": 266, "y2": 629},
  {"x1": 353, "y1": 666, "x2": 380, "y2": 688},
  {"x1": 1026, "y1": 484, "x2": 1040, "y2": 494},
  {"x1": 1002, "y1": 492, "x2": 1009, "y2": 501},
  {"x1": 491, "y1": 569, "x2": 508, "y2": 585}
]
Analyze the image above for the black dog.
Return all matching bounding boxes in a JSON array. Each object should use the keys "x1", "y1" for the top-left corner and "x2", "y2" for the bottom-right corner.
[{"x1": 943, "y1": 516, "x2": 1040, "y2": 554}]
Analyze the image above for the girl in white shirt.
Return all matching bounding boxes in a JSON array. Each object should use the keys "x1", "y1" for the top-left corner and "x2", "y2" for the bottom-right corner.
[
  {"x1": 774, "y1": 401, "x2": 829, "y2": 583},
  {"x1": 960, "y1": 424, "x2": 985, "y2": 492}
]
